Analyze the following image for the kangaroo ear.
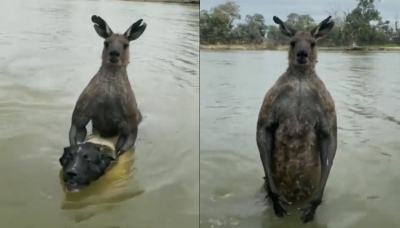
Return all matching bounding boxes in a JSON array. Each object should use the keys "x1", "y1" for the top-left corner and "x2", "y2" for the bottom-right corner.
[
  {"x1": 124, "y1": 19, "x2": 147, "y2": 41},
  {"x1": 91, "y1": 15, "x2": 113, "y2": 39},
  {"x1": 311, "y1": 16, "x2": 335, "y2": 40},
  {"x1": 273, "y1": 16, "x2": 297, "y2": 38}
]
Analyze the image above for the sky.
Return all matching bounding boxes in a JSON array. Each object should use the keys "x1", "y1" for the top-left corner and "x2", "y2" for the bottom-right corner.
[{"x1": 200, "y1": 0, "x2": 400, "y2": 26}]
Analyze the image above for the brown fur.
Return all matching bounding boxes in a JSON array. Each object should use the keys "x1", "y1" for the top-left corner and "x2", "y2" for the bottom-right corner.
[
  {"x1": 256, "y1": 15, "x2": 337, "y2": 223},
  {"x1": 72, "y1": 64, "x2": 141, "y2": 138},
  {"x1": 259, "y1": 73, "x2": 336, "y2": 201},
  {"x1": 69, "y1": 15, "x2": 146, "y2": 155}
]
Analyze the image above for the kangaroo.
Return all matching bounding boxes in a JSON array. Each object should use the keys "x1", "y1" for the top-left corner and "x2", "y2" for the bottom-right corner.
[
  {"x1": 256, "y1": 16, "x2": 337, "y2": 223},
  {"x1": 68, "y1": 15, "x2": 147, "y2": 156}
]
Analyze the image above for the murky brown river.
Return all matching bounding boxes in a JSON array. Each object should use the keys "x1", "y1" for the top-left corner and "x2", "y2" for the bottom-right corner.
[
  {"x1": 0, "y1": 0, "x2": 199, "y2": 227},
  {"x1": 200, "y1": 50, "x2": 400, "y2": 228}
]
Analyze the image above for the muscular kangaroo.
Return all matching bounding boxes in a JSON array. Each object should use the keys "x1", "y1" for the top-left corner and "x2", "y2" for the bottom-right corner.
[
  {"x1": 69, "y1": 15, "x2": 146, "y2": 155},
  {"x1": 256, "y1": 15, "x2": 337, "y2": 223}
]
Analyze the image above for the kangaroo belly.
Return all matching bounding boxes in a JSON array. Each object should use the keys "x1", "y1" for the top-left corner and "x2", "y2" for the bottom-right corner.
[
  {"x1": 92, "y1": 121, "x2": 119, "y2": 138},
  {"x1": 91, "y1": 103, "x2": 121, "y2": 138},
  {"x1": 89, "y1": 89, "x2": 127, "y2": 137},
  {"x1": 271, "y1": 125, "x2": 321, "y2": 201}
]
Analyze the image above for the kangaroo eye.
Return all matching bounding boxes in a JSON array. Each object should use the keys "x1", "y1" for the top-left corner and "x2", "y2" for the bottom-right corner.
[
  {"x1": 104, "y1": 41, "x2": 109, "y2": 47},
  {"x1": 123, "y1": 44, "x2": 129, "y2": 49},
  {"x1": 83, "y1": 154, "x2": 88, "y2": 159},
  {"x1": 311, "y1": 42, "x2": 316, "y2": 48},
  {"x1": 290, "y1": 41, "x2": 295, "y2": 48}
]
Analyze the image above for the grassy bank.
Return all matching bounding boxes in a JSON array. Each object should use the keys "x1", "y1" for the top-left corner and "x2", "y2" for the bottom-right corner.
[
  {"x1": 200, "y1": 44, "x2": 400, "y2": 52},
  {"x1": 126, "y1": 0, "x2": 199, "y2": 4}
]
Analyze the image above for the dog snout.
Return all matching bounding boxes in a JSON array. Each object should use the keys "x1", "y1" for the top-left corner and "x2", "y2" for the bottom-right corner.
[
  {"x1": 296, "y1": 50, "x2": 308, "y2": 58},
  {"x1": 65, "y1": 169, "x2": 78, "y2": 179}
]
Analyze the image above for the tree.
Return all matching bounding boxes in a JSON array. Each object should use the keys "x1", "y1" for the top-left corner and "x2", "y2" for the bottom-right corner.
[
  {"x1": 343, "y1": 0, "x2": 382, "y2": 45},
  {"x1": 199, "y1": 2, "x2": 241, "y2": 44},
  {"x1": 245, "y1": 13, "x2": 268, "y2": 37},
  {"x1": 200, "y1": 0, "x2": 398, "y2": 47},
  {"x1": 210, "y1": 1, "x2": 241, "y2": 30},
  {"x1": 285, "y1": 13, "x2": 315, "y2": 30}
]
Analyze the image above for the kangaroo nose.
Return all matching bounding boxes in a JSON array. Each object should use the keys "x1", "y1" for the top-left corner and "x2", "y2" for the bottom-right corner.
[
  {"x1": 109, "y1": 50, "x2": 120, "y2": 57},
  {"x1": 297, "y1": 50, "x2": 308, "y2": 58}
]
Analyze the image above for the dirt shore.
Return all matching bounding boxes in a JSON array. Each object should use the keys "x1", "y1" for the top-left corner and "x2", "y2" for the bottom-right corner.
[
  {"x1": 126, "y1": 0, "x2": 199, "y2": 4},
  {"x1": 200, "y1": 44, "x2": 400, "y2": 52}
]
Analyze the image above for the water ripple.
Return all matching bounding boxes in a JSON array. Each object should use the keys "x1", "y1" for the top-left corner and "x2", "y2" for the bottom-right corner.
[
  {"x1": 201, "y1": 50, "x2": 400, "y2": 227},
  {"x1": 0, "y1": 1, "x2": 199, "y2": 227}
]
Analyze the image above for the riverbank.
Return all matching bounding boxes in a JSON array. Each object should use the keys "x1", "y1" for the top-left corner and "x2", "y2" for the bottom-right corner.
[
  {"x1": 126, "y1": 0, "x2": 199, "y2": 4},
  {"x1": 200, "y1": 44, "x2": 400, "y2": 52}
]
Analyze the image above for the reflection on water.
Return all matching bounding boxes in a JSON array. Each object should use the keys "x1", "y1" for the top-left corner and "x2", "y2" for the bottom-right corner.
[
  {"x1": 0, "y1": 0, "x2": 199, "y2": 227},
  {"x1": 200, "y1": 50, "x2": 400, "y2": 228}
]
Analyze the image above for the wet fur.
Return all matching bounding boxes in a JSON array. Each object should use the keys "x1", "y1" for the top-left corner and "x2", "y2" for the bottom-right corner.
[
  {"x1": 256, "y1": 15, "x2": 337, "y2": 223},
  {"x1": 60, "y1": 134, "x2": 120, "y2": 192},
  {"x1": 262, "y1": 74, "x2": 335, "y2": 200},
  {"x1": 60, "y1": 140, "x2": 116, "y2": 192},
  {"x1": 69, "y1": 15, "x2": 146, "y2": 154},
  {"x1": 72, "y1": 66, "x2": 142, "y2": 141},
  {"x1": 59, "y1": 136, "x2": 139, "y2": 211}
]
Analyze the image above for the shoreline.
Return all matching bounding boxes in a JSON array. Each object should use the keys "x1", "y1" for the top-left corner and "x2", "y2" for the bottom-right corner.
[
  {"x1": 125, "y1": 0, "x2": 199, "y2": 4},
  {"x1": 200, "y1": 44, "x2": 400, "y2": 52}
]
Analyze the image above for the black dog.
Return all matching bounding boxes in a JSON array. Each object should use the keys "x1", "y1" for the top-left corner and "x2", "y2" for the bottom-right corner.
[{"x1": 60, "y1": 135, "x2": 117, "y2": 192}]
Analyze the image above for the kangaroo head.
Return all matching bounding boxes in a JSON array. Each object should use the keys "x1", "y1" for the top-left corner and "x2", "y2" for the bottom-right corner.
[
  {"x1": 273, "y1": 15, "x2": 334, "y2": 67},
  {"x1": 91, "y1": 15, "x2": 147, "y2": 67}
]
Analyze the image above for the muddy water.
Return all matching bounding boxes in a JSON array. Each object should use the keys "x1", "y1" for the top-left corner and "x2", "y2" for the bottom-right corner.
[
  {"x1": 200, "y1": 50, "x2": 400, "y2": 228},
  {"x1": 0, "y1": 0, "x2": 199, "y2": 227}
]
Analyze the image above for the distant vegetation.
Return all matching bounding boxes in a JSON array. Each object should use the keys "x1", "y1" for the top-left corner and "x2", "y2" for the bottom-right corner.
[
  {"x1": 127, "y1": 0, "x2": 199, "y2": 3},
  {"x1": 200, "y1": 0, "x2": 400, "y2": 48}
]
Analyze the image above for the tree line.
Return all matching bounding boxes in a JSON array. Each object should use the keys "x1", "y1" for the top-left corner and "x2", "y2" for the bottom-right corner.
[{"x1": 200, "y1": 0, "x2": 400, "y2": 47}]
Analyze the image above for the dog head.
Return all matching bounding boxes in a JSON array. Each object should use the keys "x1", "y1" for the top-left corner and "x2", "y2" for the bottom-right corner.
[{"x1": 59, "y1": 142, "x2": 115, "y2": 192}]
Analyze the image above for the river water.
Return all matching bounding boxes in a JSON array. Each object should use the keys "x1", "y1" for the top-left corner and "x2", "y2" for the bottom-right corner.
[
  {"x1": 200, "y1": 50, "x2": 400, "y2": 228},
  {"x1": 0, "y1": 0, "x2": 199, "y2": 227}
]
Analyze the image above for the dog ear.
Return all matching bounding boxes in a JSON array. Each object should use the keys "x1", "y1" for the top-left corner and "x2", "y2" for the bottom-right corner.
[
  {"x1": 98, "y1": 152, "x2": 115, "y2": 171},
  {"x1": 100, "y1": 151, "x2": 116, "y2": 161},
  {"x1": 93, "y1": 143, "x2": 102, "y2": 151},
  {"x1": 94, "y1": 144, "x2": 116, "y2": 160},
  {"x1": 63, "y1": 146, "x2": 72, "y2": 154},
  {"x1": 60, "y1": 146, "x2": 72, "y2": 166}
]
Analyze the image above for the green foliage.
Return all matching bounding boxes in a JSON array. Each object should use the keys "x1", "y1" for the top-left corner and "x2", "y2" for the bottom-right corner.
[
  {"x1": 200, "y1": 0, "x2": 400, "y2": 46},
  {"x1": 199, "y1": 1, "x2": 241, "y2": 44}
]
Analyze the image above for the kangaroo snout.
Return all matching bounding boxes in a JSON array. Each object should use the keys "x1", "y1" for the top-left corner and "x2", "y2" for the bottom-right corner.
[
  {"x1": 296, "y1": 50, "x2": 309, "y2": 64},
  {"x1": 109, "y1": 50, "x2": 120, "y2": 57},
  {"x1": 109, "y1": 50, "x2": 120, "y2": 63},
  {"x1": 296, "y1": 50, "x2": 308, "y2": 58}
]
